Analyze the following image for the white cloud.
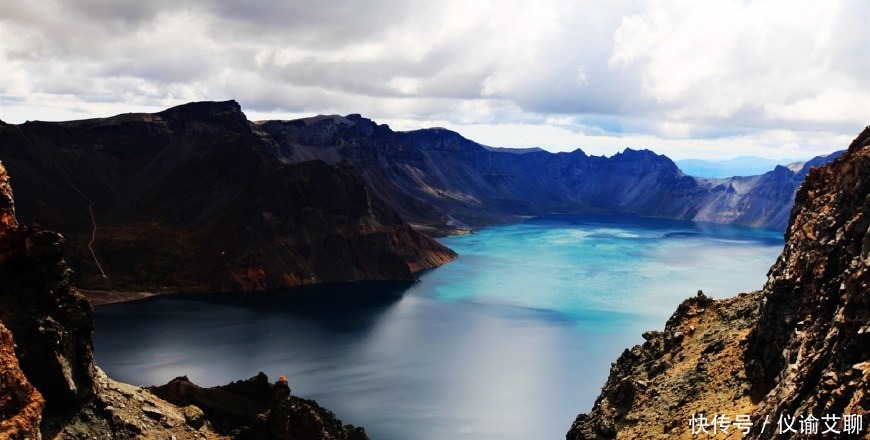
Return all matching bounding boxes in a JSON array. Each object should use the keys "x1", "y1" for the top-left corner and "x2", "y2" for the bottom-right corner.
[
  {"x1": 1, "y1": 0, "x2": 866, "y2": 159},
  {"x1": 608, "y1": 0, "x2": 869, "y2": 129}
]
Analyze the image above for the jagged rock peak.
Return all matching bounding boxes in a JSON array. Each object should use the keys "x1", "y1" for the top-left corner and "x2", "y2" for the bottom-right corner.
[{"x1": 613, "y1": 147, "x2": 678, "y2": 165}]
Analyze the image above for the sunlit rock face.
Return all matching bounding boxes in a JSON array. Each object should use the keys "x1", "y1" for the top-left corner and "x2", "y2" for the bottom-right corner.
[
  {"x1": 0, "y1": 101, "x2": 455, "y2": 293},
  {"x1": 567, "y1": 127, "x2": 869, "y2": 440}
]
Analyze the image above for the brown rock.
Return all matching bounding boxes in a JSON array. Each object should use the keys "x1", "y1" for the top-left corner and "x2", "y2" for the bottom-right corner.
[
  {"x1": 0, "y1": 322, "x2": 44, "y2": 440},
  {"x1": 0, "y1": 163, "x2": 97, "y2": 413},
  {"x1": 182, "y1": 405, "x2": 206, "y2": 429}
]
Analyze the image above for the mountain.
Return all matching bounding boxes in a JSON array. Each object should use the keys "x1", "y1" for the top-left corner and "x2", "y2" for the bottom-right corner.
[
  {"x1": 675, "y1": 156, "x2": 802, "y2": 178},
  {"x1": 567, "y1": 127, "x2": 869, "y2": 439},
  {"x1": 255, "y1": 113, "x2": 840, "y2": 233},
  {"x1": 0, "y1": 101, "x2": 455, "y2": 293},
  {"x1": 0, "y1": 161, "x2": 370, "y2": 439},
  {"x1": 689, "y1": 150, "x2": 845, "y2": 231},
  {"x1": 675, "y1": 153, "x2": 844, "y2": 180},
  {"x1": 0, "y1": 101, "x2": 842, "y2": 292}
]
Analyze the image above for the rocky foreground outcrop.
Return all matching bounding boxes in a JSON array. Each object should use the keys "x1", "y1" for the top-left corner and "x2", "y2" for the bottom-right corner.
[
  {"x1": 0, "y1": 101, "x2": 455, "y2": 293},
  {"x1": 568, "y1": 128, "x2": 869, "y2": 439},
  {"x1": 150, "y1": 373, "x2": 368, "y2": 440},
  {"x1": 0, "y1": 161, "x2": 368, "y2": 439}
]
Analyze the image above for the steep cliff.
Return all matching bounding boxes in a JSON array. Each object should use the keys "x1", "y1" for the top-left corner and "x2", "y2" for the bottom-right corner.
[
  {"x1": 0, "y1": 101, "x2": 455, "y2": 293},
  {"x1": 0, "y1": 165, "x2": 44, "y2": 439},
  {"x1": 746, "y1": 128, "x2": 869, "y2": 437},
  {"x1": 257, "y1": 114, "x2": 837, "y2": 234},
  {"x1": 693, "y1": 150, "x2": 844, "y2": 231},
  {"x1": 0, "y1": 161, "x2": 370, "y2": 439},
  {"x1": 567, "y1": 127, "x2": 869, "y2": 439},
  {"x1": 0, "y1": 164, "x2": 97, "y2": 413}
]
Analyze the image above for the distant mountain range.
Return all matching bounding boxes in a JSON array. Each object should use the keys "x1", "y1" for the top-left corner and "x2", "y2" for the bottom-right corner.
[
  {"x1": 675, "y1": 156, "x2": 806, "y2": 178},
  {"x1": 0, "y1": 101, "x2": 843, "y2": 292},
  {"x1": 253, "y1": 108, "x2": 841, "y2": 234}
]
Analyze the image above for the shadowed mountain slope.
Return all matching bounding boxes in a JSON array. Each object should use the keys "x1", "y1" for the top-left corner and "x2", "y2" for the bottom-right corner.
[
  {"x1": 0, "y1": 101, "x2": 455, "y2": 293},
  {"x1": 0, "y1": 160, "x2": 370, "y2": 439}
]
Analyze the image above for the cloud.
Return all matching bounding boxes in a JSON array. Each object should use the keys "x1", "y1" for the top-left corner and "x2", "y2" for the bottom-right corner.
[
  {"x1": 1, "y1": 0, "x2": 866, "y2": 159},
  {"x1": 608, "y1": 0, "x2": 869, "y2": 131}
]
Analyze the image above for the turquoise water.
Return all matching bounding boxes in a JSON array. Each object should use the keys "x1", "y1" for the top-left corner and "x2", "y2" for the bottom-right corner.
[
  {"x1": 94, "y1": 214, "x2": 783, "y2": 440},
  {"x1": 432, "y1": 215, "x2": 782, "y2": 317}
]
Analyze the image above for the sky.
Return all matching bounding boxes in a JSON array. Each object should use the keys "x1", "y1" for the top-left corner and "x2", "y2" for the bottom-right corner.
[{"x1": 1, "y1": 0, "x2": 868, "y2": 160}]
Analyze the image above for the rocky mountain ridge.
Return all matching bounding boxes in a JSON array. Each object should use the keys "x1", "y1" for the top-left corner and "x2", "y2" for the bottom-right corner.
[
  {"x1": 257, "y1": 111, "x2": 839, "y2": 233},
  {"x1": 0, "y1": 161, "x2": 369, "y2": 439},
  {"x1": 567, "y1": 127, "x2": 869, "y2": 439},
  {"x1": 0, "y1": 101, "x2": 455, "y2": 293}
]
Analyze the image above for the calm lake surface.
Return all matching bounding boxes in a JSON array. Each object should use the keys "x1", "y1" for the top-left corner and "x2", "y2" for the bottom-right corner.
[{"x1": 93, "y1": 214, "x2": 783, "y2": 440}]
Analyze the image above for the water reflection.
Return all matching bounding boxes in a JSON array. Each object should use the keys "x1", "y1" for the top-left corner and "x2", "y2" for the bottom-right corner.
[{"x1": 94, "y1": 214, "x2": 783, "y2": 440}]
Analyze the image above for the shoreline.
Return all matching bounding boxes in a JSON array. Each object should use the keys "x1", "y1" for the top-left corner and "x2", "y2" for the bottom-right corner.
[
  {"x1": 80, "y1": 290, "x2": 166, "y2": 306},
  {"x1": 80, "y1": 277, "x2": 423, "y2": 307}
]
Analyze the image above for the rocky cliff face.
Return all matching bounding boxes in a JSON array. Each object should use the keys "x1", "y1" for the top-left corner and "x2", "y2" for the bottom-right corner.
[
  {"x1": 257, "y1": 114, "x2": 837, "y2": 234},
  {"x1": 0, "y1": 164, "x2": 97, "y2": 413},
  {"x1": 0, "y1": 323, "x2": 44, "y2": 439},
  {"x1": 746, "y1": 128, "x2": 869, "y2": 437},
  {"x1": 567, "y1": 127, "x2": 869, "y2": 439},
  {"x1": 0, "y1": 101, "x2": 455, "y2": 293},
  {"x1": 0, "y1": 160, "x2": 370, "y2": 439},
  {"x1": 693, "y1": 150, "x2": 844, "y2": 231}
]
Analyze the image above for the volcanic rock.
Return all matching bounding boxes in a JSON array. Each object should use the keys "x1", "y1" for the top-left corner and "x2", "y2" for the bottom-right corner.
[
  {"x1": 567, "y1": 127, "x2": 869, "y2": 439},
  {"x1": 0, "y1": 322, "x2": 44, "y2": 440},
  {"x1": 151, "y1": 373, "x2": 370, "y2": 440}
]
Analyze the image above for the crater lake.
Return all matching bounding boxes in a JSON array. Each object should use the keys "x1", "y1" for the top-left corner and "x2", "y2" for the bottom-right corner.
[{"x1": 94, "y1": 214, "x2": 783, "y2": 440}]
